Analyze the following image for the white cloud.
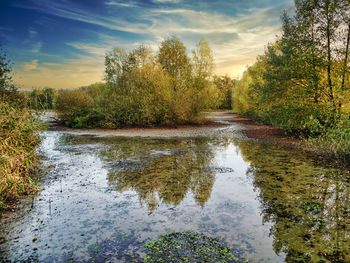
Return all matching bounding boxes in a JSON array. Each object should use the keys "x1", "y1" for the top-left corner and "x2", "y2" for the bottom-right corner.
[
  {"x1": 153, "y1": 0, "x2": 182, "y2": 3},
  {"x1": 14, "y1": 0, "x2": 294, "y2": 88},
  {"x1": 105, "y1": 1, "x2": 137, "y2": 7},
  {"x1": 16, "y1": 55, "x2": 104, "y2": 89},
  {"x1": 22, "y1": 59, "x2": 39, "y2": 71}
]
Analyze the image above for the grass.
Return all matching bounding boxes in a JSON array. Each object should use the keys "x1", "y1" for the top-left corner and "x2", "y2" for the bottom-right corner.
[{"x1": 0, "y1": 102, "x2": 43, "y2": 208}]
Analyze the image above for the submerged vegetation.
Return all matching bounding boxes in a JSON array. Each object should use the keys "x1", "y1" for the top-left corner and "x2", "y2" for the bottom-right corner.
[
  {"x1": 232, "y1": 0, "x2": 350, "y2": 163},
  {"x1": 55, "y1": 38, "x2": 234, "y2": 128},
  {"x1": 237, "y1": 140, "x2": 350, "y2": 262},
  {"x1": 0, "y1": 45, "x2": 42, "y2": 208},
  {"x1": 144, "y1": 232, "x2": 243, "y2": 263}
]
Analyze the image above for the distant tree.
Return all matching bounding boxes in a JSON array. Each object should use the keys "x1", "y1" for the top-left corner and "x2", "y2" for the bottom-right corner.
[
  {"x1": 213, "y1": 75, "x2": 235, "y2": 109},
  {"x1": 58, "y1": 38, "x2": 220, "y2": 128}
]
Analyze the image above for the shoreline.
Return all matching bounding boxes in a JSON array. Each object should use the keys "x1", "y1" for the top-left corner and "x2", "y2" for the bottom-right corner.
[
  {"x1": 48, "y1": 111, "x2": 348, "y2": 166},
  {"x1": 48, "y1": 111, "x2": 299, "y2": 146}
]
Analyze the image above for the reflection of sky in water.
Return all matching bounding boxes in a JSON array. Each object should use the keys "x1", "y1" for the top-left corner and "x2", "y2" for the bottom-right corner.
[{"x1": 1, "y1": 131, "x2": 349, "y2": 262}]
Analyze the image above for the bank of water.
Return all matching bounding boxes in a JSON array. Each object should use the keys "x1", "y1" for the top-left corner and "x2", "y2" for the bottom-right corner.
[{"x1": 1, "y1": 127, "x2": 349, "y2": 262}]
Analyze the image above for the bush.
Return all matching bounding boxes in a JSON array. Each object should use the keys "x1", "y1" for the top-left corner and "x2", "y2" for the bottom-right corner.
[
  {"x1": 260, "y1": 103, "x2": 333, "y2": 136},
  {"x1": 307, "y1": 117, "x2": 350, "y2": 164},
  {"x1": 55, "y1": 89, "x2": 95, "y2": 122},
  {"x1": 26, "y1": 88, "x2": 56, "y2": 110},
  {"x1": 0, "y1": 102, "x2": 42, "y2": 207}
]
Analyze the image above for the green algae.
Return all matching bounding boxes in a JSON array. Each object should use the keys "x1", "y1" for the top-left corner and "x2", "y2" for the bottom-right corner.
[{"x1": 144, "y1": 232, "x2": 246, "y2": 263}]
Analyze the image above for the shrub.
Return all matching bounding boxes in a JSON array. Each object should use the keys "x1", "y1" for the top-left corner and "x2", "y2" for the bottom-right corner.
[
  {"x1": 307, "y1": 117, "x2": 350, "y2": 164},
  {"x1": 26, "y1": 88, "x2": 56, "y2": 110},
  {"x1": 260, "y1": 103, "x2": 332, "y2": 136},
  {"x1": 0, "y1": 102, "x2": 42, "y2": 207},
  {"x1": 55, "y1": 89, "x2": 95, "y2": 122}
]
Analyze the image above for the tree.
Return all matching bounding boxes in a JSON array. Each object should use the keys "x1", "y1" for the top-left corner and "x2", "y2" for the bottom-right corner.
[
  {"x1": 190, "y1": 39, "x2": 217, "y2": 111},
  {"x1": 158, "y1": 37, "x2": 191, "y2": 81},
  {"x1": 192, "y1": 39, "x2": 214, "y2": 80},
  {"x1": 0, "y1": 44, "x2": 23, "y2": 106},
  {"x1": 213, "y1": 75, "x2": 235, "y2": 109},
  {"x1": 340, "y1": 0, "x2": 350, "y2": 92}
]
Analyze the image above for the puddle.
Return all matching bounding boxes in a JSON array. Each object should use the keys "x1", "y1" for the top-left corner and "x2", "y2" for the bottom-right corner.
[{"x1": 1, "y1": 130, "x2": 349, "y2": 262}]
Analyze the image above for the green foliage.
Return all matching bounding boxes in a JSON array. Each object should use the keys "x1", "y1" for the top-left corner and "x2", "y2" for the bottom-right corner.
[
  {"x1": 55, "y1": 89, "x2": 95, "y2": 127},
  {"x1": 57, "y1": 38, "x2": 219, "y2": 128},
  {"x1": 0, "y1": 44, "x2": 43, "y2": 208},
  {"x1": 144, "y1": 232, "x2": 244, "y2": 263},
  {"x1": 158, "y1": 37, "x2": 191, "y2": 80},
  {"x1": 25, "y1": 88, "x2": 56, "y2": 110},
  {"x1": 307, "y1": 116, "x2": 350, "y2": 164},
  {"x1": 0, "y1": 44, "x2": 25, "y2": 107},
  {"x1": 213, "y1": 75, "x2": 235, "y2": 109},
  {"x1": 232, "y1": 0, "x2": 350, "y2": 161}
]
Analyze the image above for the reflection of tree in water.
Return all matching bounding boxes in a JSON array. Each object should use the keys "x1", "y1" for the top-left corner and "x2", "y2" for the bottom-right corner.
[
  {"x1": 236, "y1": 140, "x2": 350, "y2": 262},
  {"x1": 102, "y1": 137, "x2": 217, "y2": 212}
]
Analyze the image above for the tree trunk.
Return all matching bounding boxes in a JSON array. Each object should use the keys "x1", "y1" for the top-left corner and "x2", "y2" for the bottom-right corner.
[
  {"x1": 325, "y1": 2, "x2": 336, "y2": 113},
  {"x1": 341, "y1": 22, "x2": 350, "y2": 91}
]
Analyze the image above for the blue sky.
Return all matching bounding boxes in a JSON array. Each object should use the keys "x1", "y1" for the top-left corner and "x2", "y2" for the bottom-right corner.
[{"x1": 0, "y1": 0, "x2": 294, "y2": 89}]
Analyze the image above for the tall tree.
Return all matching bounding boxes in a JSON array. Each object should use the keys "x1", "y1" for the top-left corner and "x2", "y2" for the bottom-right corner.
[
  {"x1": 158, "y1": 37, "x2": 191, "y2": 81},
  {"x1": 340, "y1": 0, "x2": 350, "y2": 91},
  {"x1": 192, "y1": 39, "x2": 214, "y2": 81}
]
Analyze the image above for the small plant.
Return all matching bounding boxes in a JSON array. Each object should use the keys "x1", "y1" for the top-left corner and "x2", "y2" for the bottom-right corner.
[
  {"x1": 144, "y1": 232, "x2": 245, "y2": 263},
  {"x1": 301, "y1": 202, "x2": 322, "y2": 214}
]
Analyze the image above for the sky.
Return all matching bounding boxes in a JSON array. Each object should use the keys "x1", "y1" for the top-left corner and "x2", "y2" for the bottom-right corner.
[{"x1": 0, "y1": 0, "x2": 294, "y2": 89}]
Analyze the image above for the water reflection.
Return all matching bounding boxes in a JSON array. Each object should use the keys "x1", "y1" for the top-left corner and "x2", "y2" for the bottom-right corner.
[
  {"x1": 58, "y1": 134, "x2": 350, "y2": 262},
  {"x1": 236, "y1": 141, "x2": 350, "y2": 262},
  {"x1": 102, "y1": 137, "x2": 217, "y2": 211}
]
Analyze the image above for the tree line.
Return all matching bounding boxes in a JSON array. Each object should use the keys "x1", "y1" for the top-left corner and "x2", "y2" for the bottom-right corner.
[
  {"x1": 55, "y1": 38, "x2": 234, "y2": 128},
  {"x1": 232, "y1": 0, "x2": 350, "y2": 162}
]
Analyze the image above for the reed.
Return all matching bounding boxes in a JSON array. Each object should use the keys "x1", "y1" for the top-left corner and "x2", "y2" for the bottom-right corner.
[{"x1": 0, "y1": 102, "x2": 43, "y2": 208}]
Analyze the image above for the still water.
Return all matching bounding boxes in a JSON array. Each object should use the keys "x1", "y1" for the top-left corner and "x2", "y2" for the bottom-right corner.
[{"x1": 1, "y1": 130, "x2": 349, "y2": 262}]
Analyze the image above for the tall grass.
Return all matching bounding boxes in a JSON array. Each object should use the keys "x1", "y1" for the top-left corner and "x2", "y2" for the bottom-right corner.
[{"x1": 0, "y1": 102, "x2": 43, "y2": 208}]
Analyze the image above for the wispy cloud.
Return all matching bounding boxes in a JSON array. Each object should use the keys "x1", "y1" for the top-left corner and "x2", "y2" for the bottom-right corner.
[
  {"x1": 153, "y1": 0, "x2": 182, "y2": 3},
  {"x1": 10, "y1": 0, "x2": 294, "y2": 88},
  {"x1": 15, "y1": 55, "x2": 104, "y2": 88},
  {"x1": 105, "y1": 1, "x2": 137, "y2": 7},
  {"x1": 21, "y1": 59, "x2": 39, "y2": 71},
  {"x1": 31, "y1": 42, "x2": 42, "y2": 53},
  {"x1": 28, "y1": 29, "x2": 38, "y2": 38}
]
